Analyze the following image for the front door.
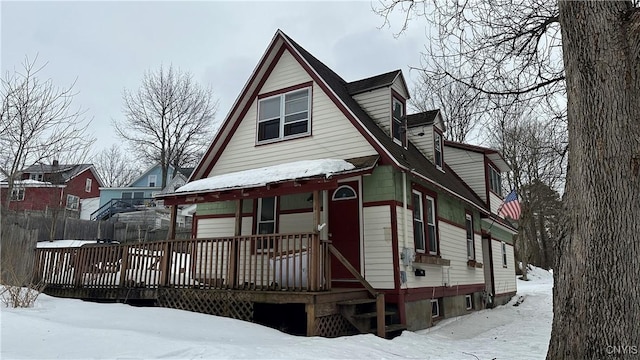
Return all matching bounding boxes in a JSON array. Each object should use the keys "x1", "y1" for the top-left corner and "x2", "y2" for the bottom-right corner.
[{"x1": 328, "y1": 181, "x2": 361, "y2": 285}]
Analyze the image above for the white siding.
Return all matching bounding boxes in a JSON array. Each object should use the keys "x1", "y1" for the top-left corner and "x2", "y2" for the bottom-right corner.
[
  {"x1": 352, "y1": 88, "x2": 390, "y2": 132},
  {"x1": 489, "y1": 192, "x2": 503, "y2": 215},
  {"x1": 211, "y1": 50, "x2": 377, "y2": 176},
  {"x1": 391, "y1": 76, "x2": 409, "y2": 99},
  {"x1": 493, "y1": 241, "x2": 517, "y2": 295},
  {"x1": 408, "y1": 125, "x2": 434, "y2": 161},
  {"x1": 196, "y1": 217, "x2": 253, "y2": 238},
  {"x1": 363, "y1": 206, "x2": 395, "y2": 289},
  {"x1": 438, "y1": 222, "x2": 485, "y2": 286},
  {"x1": 443, "y1": 146, "x2": 487, "y2": 202}
]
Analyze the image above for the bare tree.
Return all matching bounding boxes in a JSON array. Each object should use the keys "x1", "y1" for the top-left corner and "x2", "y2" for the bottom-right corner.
[
  {"x1": 410, "y1": 70, "x2": 484, "y2": 142},
  {"x1": 93, "y1": 144, "x2": 140, "y2": 187},
  {"x1": 0, "y1": 55, "x2": 95, "y2": 208},
  {"x1": 114, "y1": 64, "x2": 218, "y2": 188},
  {"x1": 377, "y1": 1, "x2": 640, "y2": 358}
]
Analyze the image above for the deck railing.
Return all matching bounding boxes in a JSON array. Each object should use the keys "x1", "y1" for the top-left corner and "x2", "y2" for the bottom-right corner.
[{"x1": 33, "y1": 233, "x2": 329, "y2": 292}]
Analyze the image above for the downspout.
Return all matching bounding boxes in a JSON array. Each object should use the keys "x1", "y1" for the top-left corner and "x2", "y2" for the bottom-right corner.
[{"x1": 402, "y1": 171, "x2": 409, "y2": 255}]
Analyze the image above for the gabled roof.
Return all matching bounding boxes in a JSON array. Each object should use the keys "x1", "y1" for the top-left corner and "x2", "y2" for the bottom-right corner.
[
  {"x1": 346, "y1": 70, "x2": 404, "y2": 95},
  {"x1": 21, "y1": 163, "x2": 102, "y2": 185},
  {"x1": 407, "y1": 110, "x2": 440, "y2": 128},
  {"x1": 190, "y1": 30, "x2": 489, "y2": 214},
  {"x1": 444, "y1": 140, "x2": 511, "y2": 172}
]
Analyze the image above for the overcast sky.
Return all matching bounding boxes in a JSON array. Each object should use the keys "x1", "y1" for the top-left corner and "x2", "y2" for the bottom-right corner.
[{"x1": 2, "y1": 1, "x2": 430, "y2": 160}]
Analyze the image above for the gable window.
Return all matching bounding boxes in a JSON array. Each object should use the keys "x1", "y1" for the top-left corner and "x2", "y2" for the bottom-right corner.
[
  {"x1": 85, "y1": 178, "x2": 92, "y2": 192},
  {"x1": 148, "y1": 175, "x2": 157, "y2": 187},
  {"x1": 257, "y1": 87, "x2": 310, "y2": 143},
  {"x1": 489, "y1": 166, "x2": 502, "y2": 196},
  {"x1": 10, "y1": 188, "x2": 25, "y2": 201},
  {"x1": 256, "y1": 197, "x2": 277, "y2": 251},
  {"x1": 392, "y1": 97, "x2": 406, "y2": 146},
  {"x1": 66, "y1": 194, "x2": 79, "y2": 211},
  {"x1": 501, "y1": 242, "x2": 508, "y2": 268},
  {"x1": 434, "y1": 132, "x2": 443, "y2": 169},
  {"x1": 466, "y1": 213, "x2": 475, "y2": 260},
  {"x1": 412, "y1": 189, "x2": 439, "y2": 255}
]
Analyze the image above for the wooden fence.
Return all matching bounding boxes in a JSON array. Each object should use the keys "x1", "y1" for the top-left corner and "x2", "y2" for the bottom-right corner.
[{"x1": 33, "y1": 233, "x2": 330, "y2": 292}]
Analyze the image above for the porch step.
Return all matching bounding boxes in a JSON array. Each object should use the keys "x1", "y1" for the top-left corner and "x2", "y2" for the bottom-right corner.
[{"x1": 338, "y1": 297, "x2": 405, "y2": 339}]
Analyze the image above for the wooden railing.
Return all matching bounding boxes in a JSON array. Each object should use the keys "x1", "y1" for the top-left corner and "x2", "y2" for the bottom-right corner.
[{"x1": 33, "y1": 233, "x2": 330, "y2": 292}]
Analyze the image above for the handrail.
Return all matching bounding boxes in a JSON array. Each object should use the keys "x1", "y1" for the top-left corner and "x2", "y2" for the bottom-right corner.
[
  {"x1": 91, "y1": 197, "x2": 158, "y2": 220},
  {"x1": 328, "y1": 244, "x2": 386, "y2": 337}
]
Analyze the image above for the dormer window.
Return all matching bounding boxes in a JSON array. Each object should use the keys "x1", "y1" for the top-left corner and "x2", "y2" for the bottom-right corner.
[
  {"x1": 148, "y1": 175, "x2": 157, "y2": 187},
  {"x1": 257, "y1": 86, "x2": 311, "y2": 143},
  {"x1": 434, "y1": 132, "x2": 443, "y2": 169},
  {"x1": 489, "y1": 165, "x2": 502, "y2": 196},
  {"x1": 392, "y1": 97, "x2": 406, "y2": 146}
]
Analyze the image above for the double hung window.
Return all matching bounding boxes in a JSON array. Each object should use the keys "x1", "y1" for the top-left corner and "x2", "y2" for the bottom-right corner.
[{"x1": 258, "y1": 88, "x2": 310, "y2": 143}]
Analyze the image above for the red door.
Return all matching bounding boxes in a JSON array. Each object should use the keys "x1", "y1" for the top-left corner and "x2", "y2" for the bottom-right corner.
[{"x1": 328, "y1": 181, "x2": 361, "y2": 285}]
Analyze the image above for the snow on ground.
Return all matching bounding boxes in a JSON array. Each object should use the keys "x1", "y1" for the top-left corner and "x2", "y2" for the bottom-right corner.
[{"x1": 1, "y1": 267, "x2": 553, "y2": 360}]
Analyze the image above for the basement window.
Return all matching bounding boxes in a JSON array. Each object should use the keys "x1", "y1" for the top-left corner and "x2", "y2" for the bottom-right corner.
[
  {"x1": 465, "y1": 294, "x2": 473, "y2": 310},
  {"x1": 431, "y1": 299, "x2": 441, "y2": 318}
]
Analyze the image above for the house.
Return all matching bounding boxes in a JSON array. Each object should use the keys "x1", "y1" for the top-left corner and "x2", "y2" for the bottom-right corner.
[
  {"x1": 1, "y1": 161, "x2": 103, "y2": 216},
  {"x1": 155, "y1": 30, "x2": 518, "y2": 332},
  {"x1": 93, "y1": 163, "x2": 193, "y2": 221}
]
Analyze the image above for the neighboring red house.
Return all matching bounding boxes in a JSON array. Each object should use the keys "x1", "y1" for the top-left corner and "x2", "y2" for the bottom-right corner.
[{"x1": 1, "y1": 161, "x2": 103, "y2": 214}]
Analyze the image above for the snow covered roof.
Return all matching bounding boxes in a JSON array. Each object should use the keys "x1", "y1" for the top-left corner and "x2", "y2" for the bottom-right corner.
[
  {"x1": 0, "y1": 179, "x2": 63, "y2": 187},
  {"x1": 174, "y1": 159, "x2": 356, "y2": 195}
]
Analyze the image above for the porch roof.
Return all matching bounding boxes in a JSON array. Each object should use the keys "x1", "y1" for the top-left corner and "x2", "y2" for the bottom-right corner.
[{"x1": 157, "y1": 156, "x2": 378, "y2": 205}]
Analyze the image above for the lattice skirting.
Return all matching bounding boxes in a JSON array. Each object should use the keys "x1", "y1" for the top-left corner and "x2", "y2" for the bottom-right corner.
[
  {"x1": 315, "y1": 314, "x2": 358, "y2": 338},
  {"x1": 157, "y1": 288, "x2": 253, "y2": 322}
]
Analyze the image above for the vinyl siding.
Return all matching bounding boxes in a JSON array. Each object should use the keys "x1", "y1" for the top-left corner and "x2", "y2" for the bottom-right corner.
[
  {"x1": 493, "y1": 241, "x2": 517, "y2": 295},
  {"x1": 438, "y1": 222, "x2": 485, "y2": 286},
  {"x1": 196, "y1": 217, "x2": 253, "y2": 238},
  {"x1": 489, "y1": 192, "x2": 503, "y2": 215},
  {"x1": 363, "y1": 206, "x2": 395, "y2": 289},
  {"x1": 391, "y1": 76, "x2": 409, "y2": 99},
  {"x1": 210, "y1": 50, "x2": 377, "y2": 176},
  {"x1": 279, "y1": 212, "x2": 315, "y2": 233},
  {"x1": 352, "y1": 88, "x2": 390, "y2": 133},
  {"x1": 443, "y1": 146, "x2": 487, "y2": 202},
  {"x1": 408, "y1": 126, "x2": 435, "y2": 162}
]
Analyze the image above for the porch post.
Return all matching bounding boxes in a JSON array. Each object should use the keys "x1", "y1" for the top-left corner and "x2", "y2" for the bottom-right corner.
[
  {"x1": 167, "y1": 205, "x2": 178, "y2": 240},
  {"x1": 311, "y1": 190, "x2": 320, "y2": 291},
  {"x1": 228, "y1": 199, "x2": 242, "y2": 288}
]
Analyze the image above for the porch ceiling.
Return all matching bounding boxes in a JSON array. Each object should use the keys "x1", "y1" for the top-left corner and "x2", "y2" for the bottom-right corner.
[{"x1": 157, "y1": 156, "x2": 378, "y2": 205}]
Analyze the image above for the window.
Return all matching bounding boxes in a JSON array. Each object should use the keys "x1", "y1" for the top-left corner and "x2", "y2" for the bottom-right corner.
[
  {"x1": 412, "y1": 192, "x2": 425, "y2": 253},
  {"x1": 66, "y1": 194, "x2": 79, "y2": 210},
  {"x1": 10, "y1": 188, "x2": 25, "y2": 201},
  {"x1": 466, "y1": 213, "x2": 475, "y2": 260},
  {"x1": 122, "y1": 191, "x2": 145, "y2": 205},
  {"x1": 502, "y1": 242, "x2": 508, "y2": 268},
  {"x1": 412, "y1": 189, "x2": 439, "y2": 255},
  {"x1": 332, "y1": 185, "x2": 357, "y2": 200},
  {"x1": 465, "y1": 294, "x2": 473, "y2": 310},
  {"x1": 29, "y1": 173, "x2": 43, "y2": 181},
  {"x1": 489, "y1": 166, "x2": 502, "y2": 195},
  {"x1": 258, "y1": 87, "x2": 310, "y2": 143},
  {"x1": 392, "y1": 97, "x2": 406, "y2": 146},
  {"x1": 434, "y1": 132, "x2": 443, "y2": 169},
  {"x1": 85, "y1": 178, "x2": 92, "y2": 192},
  {"x1": 431, "y1": 299, "x2": 441, "y2": 318},
  {"x1": 148, "y1": 175, "x2": 157, "y2": 187},
  {"x1": 256, "y1": 197, "x2": 277, "y2": 251}
]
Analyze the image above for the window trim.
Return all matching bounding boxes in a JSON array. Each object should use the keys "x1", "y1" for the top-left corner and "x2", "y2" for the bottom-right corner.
[
  {"x1": 256, "y1": 84, "x2": 312, "y2": 144},
  {"x1": 465, "y1": 212, "x2": 475, "y2": 260},
  {"x1": 66, "y1": 194, "x2": 80, "y2": 211},
  {"x1": 412, "y1": 185, "x2": 440, "y2": 256},
  {"x1": 332, "y1": 185, "x2": 357, "y2": 201},
  {"x1": 465, "y1": 294, "x2": 473, "y2": 310},
  {"x1": 431, "y1": 298, "x2": 441, "y2": 318},
  {"x1": 434, "y1": 130, "x2": 443, "y2": 170},
  {"x1": 85, "y1": 178, "x2": 92, "y2": 193},
  {"x1": 391, "y1": 95, "x2": 406, "y2": 147},
  {"x1": 148, "y1": 175, "x2": 157, "y2": 187},
  {"x1": 501, "y1": 241, "x2": 508, "y2": 268},
  {"x1": 488, "y1": 164, "x2": 502, "y2": 196},
  {"x1": 10, "y1": 187, "x2": 25, "y2": 201},
  {"x1": 30, "y1": 173, "x2": 43, "y2": 181}
]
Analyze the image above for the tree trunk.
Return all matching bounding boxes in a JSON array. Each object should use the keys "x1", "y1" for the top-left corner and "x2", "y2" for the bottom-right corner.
[{"x1": 549, "y1": 2, "x2": 640, "y2": 359}]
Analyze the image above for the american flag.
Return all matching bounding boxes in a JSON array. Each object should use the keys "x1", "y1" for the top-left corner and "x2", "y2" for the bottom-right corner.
[{"x1": 498, "y1": 190, "x2": 521, "y2": 220}]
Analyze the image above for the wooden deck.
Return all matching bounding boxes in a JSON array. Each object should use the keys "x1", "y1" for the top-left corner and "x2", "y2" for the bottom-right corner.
[{"x1": 34, "y1": 234, "x2": 405, "y2": 338}]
